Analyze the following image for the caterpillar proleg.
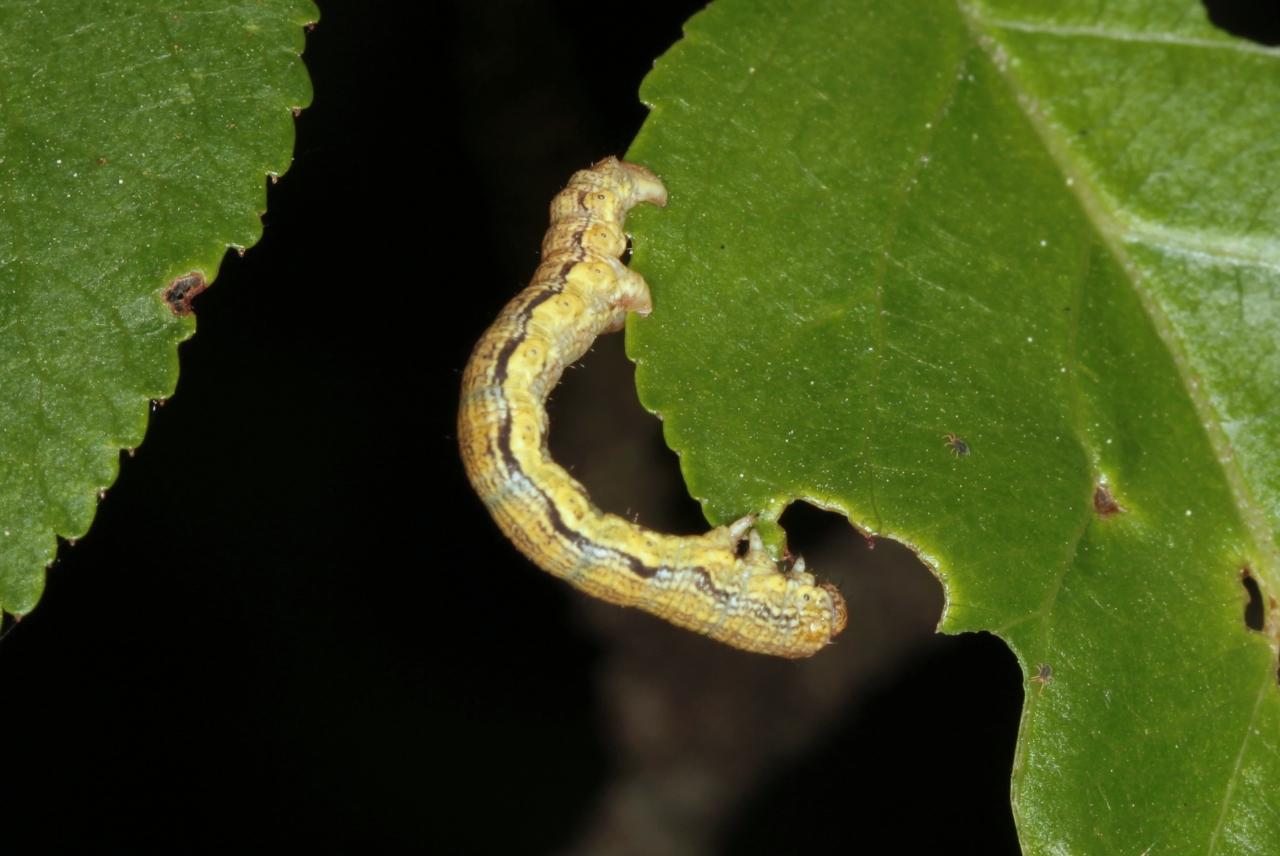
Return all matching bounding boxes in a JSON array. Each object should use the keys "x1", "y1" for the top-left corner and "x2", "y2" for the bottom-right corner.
[{"x1": 458, "y1": 157, "x2": 847, "y2": 658}]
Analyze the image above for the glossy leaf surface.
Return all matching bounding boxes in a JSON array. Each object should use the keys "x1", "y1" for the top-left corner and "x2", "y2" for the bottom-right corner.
[
  {"x1": 624, "y1": 0, "x2": 1280, "y2": 851},
  {"x1": 0, "y1": 1, "x2": 316, "y2": 612}
]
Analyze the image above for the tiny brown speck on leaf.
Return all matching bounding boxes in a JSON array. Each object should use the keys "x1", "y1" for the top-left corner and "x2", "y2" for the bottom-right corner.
[
  {"x1": 1093, "y1": 484, "x2": 1125, "y2": 518},
  {"x1": 163, "y1": 272, "x2": 206, "y2": 316},
  {"x1": 1031, "y1": 663, "x2": 1053, "y2": 694}
]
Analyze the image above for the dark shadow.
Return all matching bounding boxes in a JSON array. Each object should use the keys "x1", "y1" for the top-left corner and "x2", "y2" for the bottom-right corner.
[
  {"x1": 721, "y1": 629, "x2": 1023, "y2": 856},
  {"x1": 547, "y1": 333, "x2": 709, "y2": 536},
  {"x1": 1203, "y1": 0, "x2": 1280, "y2": 44}
]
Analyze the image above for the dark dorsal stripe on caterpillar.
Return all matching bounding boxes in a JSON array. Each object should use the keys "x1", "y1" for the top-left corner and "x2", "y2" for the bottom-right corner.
[{"x1": 457, "y1": 157, "x2": 847, "y2": 658}]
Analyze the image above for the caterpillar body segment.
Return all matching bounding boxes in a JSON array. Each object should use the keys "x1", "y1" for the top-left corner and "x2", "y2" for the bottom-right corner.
[{"x1": 458, "y1": 157, "x2": 847, "y2": 658}]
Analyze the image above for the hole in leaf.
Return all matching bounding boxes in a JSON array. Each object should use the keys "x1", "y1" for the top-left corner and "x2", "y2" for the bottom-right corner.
[
  {"x1": 775, "y1": 499, "x2": 945, "y2": 622},
  {"x1": 1242, "y1": 569, "x2": 1265, "y2": 632},
  {"x1": 777, "y1": 500, "x2": 856, "y2": 557}
]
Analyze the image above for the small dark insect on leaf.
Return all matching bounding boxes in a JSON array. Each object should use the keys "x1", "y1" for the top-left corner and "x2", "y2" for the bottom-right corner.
[
  {"x1": 1032, "y1": 663, "x2": 1053, "y2": 695},
  {"x1": 162, "y1": 271, "x2": 207, "y2": 316},
  {"x1": 944, "y1": 433, "x2": 969, "y2": 456}
]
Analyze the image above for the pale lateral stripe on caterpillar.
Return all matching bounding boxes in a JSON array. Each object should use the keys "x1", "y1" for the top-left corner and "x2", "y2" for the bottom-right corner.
[{"x1": 458, "y1": 157, "x2": 847, "y2": 658}]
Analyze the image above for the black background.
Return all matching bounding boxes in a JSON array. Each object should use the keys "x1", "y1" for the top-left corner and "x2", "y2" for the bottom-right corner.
[{"x1": 0, "y1": 1, "x2": 1274, "y2": 853}]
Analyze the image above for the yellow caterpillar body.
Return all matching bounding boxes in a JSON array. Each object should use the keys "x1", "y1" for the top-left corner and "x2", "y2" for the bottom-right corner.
[{"x1": 458, "y1": 157, "x2": 847, "y2": 658}]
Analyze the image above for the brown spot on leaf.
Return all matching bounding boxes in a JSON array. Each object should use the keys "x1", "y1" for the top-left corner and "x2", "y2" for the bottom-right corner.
[
  {"x1": 1093, "y1": 485, "x2": 1125, "y2": 518},
  {"x1": 163, "y1": 271, "x2": 206, "y2": 315}
]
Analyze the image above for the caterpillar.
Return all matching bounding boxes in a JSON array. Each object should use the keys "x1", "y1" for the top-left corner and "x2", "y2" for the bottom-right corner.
[{"x1": 458, "y1": 157, "x2": 847, "y2": 658}]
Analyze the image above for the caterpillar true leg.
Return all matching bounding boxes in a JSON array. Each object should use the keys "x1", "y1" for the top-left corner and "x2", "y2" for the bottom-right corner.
[{"x1": 457, "y1": 157, "x2": 847, "y2": 658}]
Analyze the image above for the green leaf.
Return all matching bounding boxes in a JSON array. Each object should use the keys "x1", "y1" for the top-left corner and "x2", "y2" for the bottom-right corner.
[
  {"x1": 624, "y1": 0, "x2": 1280, "y2": 851},
  {"x1": 0, "y1": 1, "x2": 316, "y2": 613}
]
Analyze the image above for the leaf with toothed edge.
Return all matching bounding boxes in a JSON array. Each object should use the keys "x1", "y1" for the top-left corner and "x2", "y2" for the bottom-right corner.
[
  {"x1": 624, "y1": 0, "x2": 1280, "y2": 851},
  {"x1": 0, "y1": 1, "x2": 317, "y2": 614}
]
